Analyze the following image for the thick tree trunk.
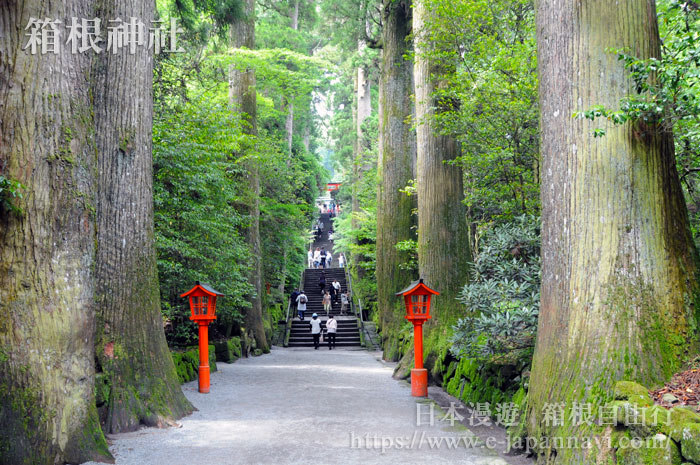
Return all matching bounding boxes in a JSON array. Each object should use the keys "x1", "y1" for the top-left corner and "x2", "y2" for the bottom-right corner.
[
  {"x1": 528, "y1": 1, "x2": 700, "y2": 463},
  {"x1": 413, "y1": 0, "x2": 470, "y2": 328},
  {"x1": 230, "y1": 0, "x2": 269, "y2": 352},
  {"x1": 0, "y1": 1, "x2": 112, "y2": 463},
  {"x1": 93, "y1": 0, "x2": 193, "y2": 434},
  {"x1": 376, "y1": 0, "x2": 416, "y2": 361}
]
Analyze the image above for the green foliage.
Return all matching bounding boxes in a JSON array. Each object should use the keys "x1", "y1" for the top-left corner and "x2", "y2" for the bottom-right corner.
[
  {"x1": 160, "y1": 0, "x2": 242, "y2": 39},
  {"x1": 257, "y1": 0, "x2": 320, "y2": 53},
  {"x1": 154, "y1": 0, "x2": 329, "y2": 347},
  {"x1": 154, "y1": 98, "x2": 252, "y2": 346},
  {"x1": 395, "y1": 239, "x2": 418, "y2": 273},
  {"x1": 0, "y1": 175, "x2": 25, "y2": 215},
  {"x1": 424, "y1": 0, "x2": 540, "y2": 224},
  {"x1": 331, "y1": 119, "x2": 380, "y2": 316},
  {"x1": 209, "y1": 48, "x2": 332, "y2": 100},
  {"x1": 451, "y1": 215, "x2": 540, "y2": 368}
]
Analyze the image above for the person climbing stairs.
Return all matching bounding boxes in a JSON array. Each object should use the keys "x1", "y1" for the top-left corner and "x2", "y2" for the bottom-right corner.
[{"x1": 287, "y1": 212, "x2": 361, "y2": 348}]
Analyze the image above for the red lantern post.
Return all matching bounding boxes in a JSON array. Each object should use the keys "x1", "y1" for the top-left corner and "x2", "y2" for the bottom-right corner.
[
  {"x1": 396, "y1": 279, "x2": 439, "y2": 397},
  {"x1": 181, "y1": 282, "x2": 224, "y2": 393}
]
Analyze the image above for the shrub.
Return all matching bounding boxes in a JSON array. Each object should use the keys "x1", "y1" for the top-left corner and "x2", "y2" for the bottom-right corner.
[{"x1": 450, "y1": 215, "x2": 540, "y2": 368}]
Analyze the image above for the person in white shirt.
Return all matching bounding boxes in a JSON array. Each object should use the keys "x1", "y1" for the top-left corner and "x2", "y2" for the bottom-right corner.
[
  {"x1": 296, "y1": 291, "x2": 308, "y2": 320},
  {"x1": 331, "y1": 279, "x2": 341, "y2": 305},
  {"x1": 307, "y1": 248, "x2": 313, "y2": 268},
  {"x1": 338, "y1": 253, "x2": 345, "y2": 268},
  {"x1": 326, "y1": 251, "x2": 333, "y2": 268},
  {"x1": 325, "y1": 315, "x2": 337, "y2": 350},
  {"x1": 313, "y1": 248, "x2": 321, "y2": 269},
  {"x1": 309, "y1": 313, "x2": 323, "y2": 349}
]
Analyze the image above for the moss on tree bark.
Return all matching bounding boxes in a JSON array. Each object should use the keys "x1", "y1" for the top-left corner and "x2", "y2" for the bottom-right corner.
[
  {"x1": 377, "y1": 0, "x2": 418, "y2": 362},
  {"x1": 528, "y1": 1, "x2": 700, "y2": 463},
  {"x1": 0, "y1": 1, "x2": 112, "y2": 462}
]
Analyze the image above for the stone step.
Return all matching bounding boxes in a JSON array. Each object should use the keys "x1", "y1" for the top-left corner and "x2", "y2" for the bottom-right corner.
[
  {"x1": 289, "y1": 331, "x2": 358, "y2": 338},
  {"x1": 288, "y1": 212, "x2": 360, "y2": 347},
  {"x1": 289, "y1": 336, "x2": 358, "y2": 341},
  {"x1": 288, "y1": 341, "x2": 361, "y2": 344}
]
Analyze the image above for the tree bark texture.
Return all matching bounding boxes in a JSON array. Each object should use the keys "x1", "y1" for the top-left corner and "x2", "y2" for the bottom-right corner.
[
  {"x1": 376, "y1": 0, "x2": 417, "y2": 361},
  {"x1": 0, "y1": 1, "x2": 111, "y2": 463},
  {"x1": 230, "y1": 0, "x2": 269, "y2": 352},
  {"x1": 413, "y1": 0, "x2": 470, "y2": 328},
  {"x1": 93, "y1": 0, "x2": 193, "y2": 434},
  {"x1": 528, "y1": 1, "x2": 700, "y2": 463}
]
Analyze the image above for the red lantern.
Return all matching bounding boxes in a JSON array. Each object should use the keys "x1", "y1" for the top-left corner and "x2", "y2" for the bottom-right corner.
[
  {"x1": 181, "y1": 282, "x2": 224, "y2": 393},
  {"x1": 396, "y1": 279, "x2": 439, "y2": 397}
]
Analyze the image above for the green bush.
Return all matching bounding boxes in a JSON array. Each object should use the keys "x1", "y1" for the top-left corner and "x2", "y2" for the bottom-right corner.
[{"x1": 451, "y1": 215, "x2": 540, "y2": 368}]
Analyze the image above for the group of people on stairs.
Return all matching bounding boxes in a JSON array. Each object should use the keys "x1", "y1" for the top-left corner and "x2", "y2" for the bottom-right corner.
[
  {"x1": 291, "y1": 209, "x2": 350, "y2": 349},
  {"x1": 290, "y1": 283, "x2": 349, "y2": 321}
]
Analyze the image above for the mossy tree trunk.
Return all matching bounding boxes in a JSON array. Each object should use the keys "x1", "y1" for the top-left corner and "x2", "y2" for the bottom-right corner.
[
  {"x1": 528, "y1": 1, "x2": 700, "y2": 463},
  {"x1": 412, "y1": 0, "x2": 470, "y2": 333},
  {"x1": 0, "y1": 1, "x2": 112, "y2": 463},
  {"x1": 377, "y1": 0, "x2": 417, "y2": 362},
  {"x1": 230, "y1": 0, "x2": 269, "y2": 353},
  {"x1": 93, "y1": 0, "x2": 193, "y2": 434}
]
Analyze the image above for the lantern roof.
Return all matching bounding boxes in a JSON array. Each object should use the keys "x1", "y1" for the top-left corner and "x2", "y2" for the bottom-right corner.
[
  {"x1": 180, "y1": 281, "x2": 225, "y2": 298},
  {"x1": 395, "y1": 278, "x2": 440, "y2": 297}
]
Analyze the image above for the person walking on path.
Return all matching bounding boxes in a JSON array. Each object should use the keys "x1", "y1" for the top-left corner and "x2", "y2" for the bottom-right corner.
[
  {"x1": 326, "y1": 315, "x2": 337, "y2": 350},
  {"x1": 307, "y1": 249, "x2": 313, "y2": 268},
  {"x1": 331, "y1": 279, "x2": 341, "y2": 305},
  {"x1": 338, "y1": 253, "x2": 345, "y2": 268},
  {"x1": 340, "y1": 291, "x2": 349, "y2": 316},
  {"x1": 322, "y1": 291, "x2": 332, "y2": 316},
  {"x1": 309, "y1": 313, "x2": 323, "y2": 350},
  {"x1": 318, "y1": 271, "x2": 326, "y2": 295},
  {"x1": 326, "y1": 251, "x2": 333, "y2": 268},
  {"x1": 296, "y1": 290, "x2": 308, "y2": 320}
]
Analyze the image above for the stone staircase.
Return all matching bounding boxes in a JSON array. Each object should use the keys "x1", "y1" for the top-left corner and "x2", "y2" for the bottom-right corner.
[{"x1": 287, "y1": 213, "x2": 361, "y2": 348}]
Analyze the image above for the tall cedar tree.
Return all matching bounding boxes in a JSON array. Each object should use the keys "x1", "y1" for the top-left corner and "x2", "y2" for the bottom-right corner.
[
  {"x1": 230, "y1": 0, "x2": 269, "y2": 352},
  {"x1": 93, "y1": 0, "x2": 193, "y2": 433},
  {"x1": 527, "y1": 1, "x2": 700, "y2": 462},
  {"x1": 376, "y1": 0, "x2": 417, "y2": 361},
  {"x1": 0, "y1": 1, "x2": 111, "y2": 463},
  {"x1": 413, "y1": 0, "x2": 470, "y2": 336}
]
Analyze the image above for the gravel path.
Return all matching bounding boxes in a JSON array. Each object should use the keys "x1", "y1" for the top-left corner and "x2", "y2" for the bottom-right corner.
[{"x1": 84, "y1": 348, "x2": 514, "y2": 465}]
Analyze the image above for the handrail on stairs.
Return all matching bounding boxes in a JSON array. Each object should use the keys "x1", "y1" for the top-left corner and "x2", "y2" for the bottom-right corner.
[
  {"x1": 343, "y1": 262, "x2": 379, "y2": 350},
  {"x1": 283, "y1": 223, "x2": 313, "y2": 347},
  {"x1": 282, "y1": 268, "x2": 305, "y2": 347}
]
